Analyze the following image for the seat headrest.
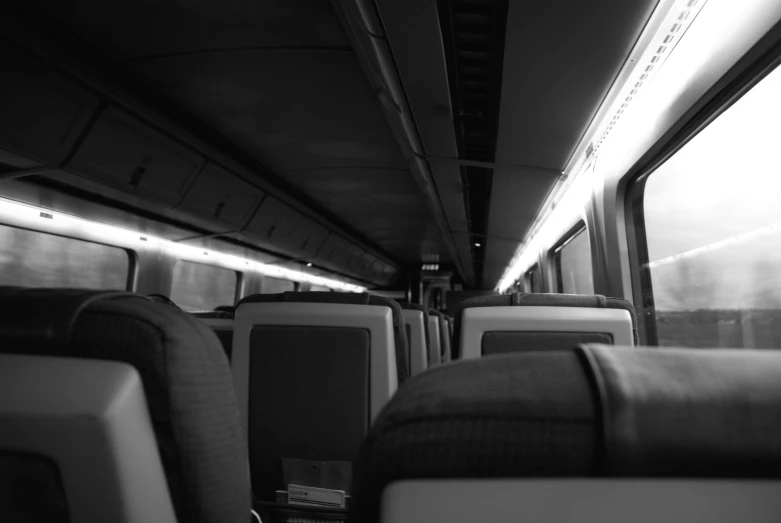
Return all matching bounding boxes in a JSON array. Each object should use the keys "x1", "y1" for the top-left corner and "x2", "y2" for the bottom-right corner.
[
  {"x1": 581, "y1": 343, "x2": 781, "y2": 476},
  {"x1": 402, "y1": 304, "x2": 426, "y2": 313},
  {"x1": 239, "y1": 291, "x2": 370, "y2": 306},
  {"x1": 0, "y1": 287, "x2": 142, "y2": 354},
  {"x1": 452, "y1": 293, "x2": 637, "y2": 358},
  {"x1": 147, "y1": 294, "x2": 181, "y2": 309},
  {"x1": 428, "y1": 309, "x2": 445, "y2": 320},
  {"x1": 351, "y1": 345, "x2": 781, "y2": 521},
  {"x1": 238, "y1": 292, "x2": 402, "y2": 327}
]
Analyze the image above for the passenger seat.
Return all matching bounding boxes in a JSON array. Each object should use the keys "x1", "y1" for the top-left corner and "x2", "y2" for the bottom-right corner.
[
  {"x1": 452, "y1": 293, "x2": 636, "y2": 359},
  {"x1": 0, "y1": 354, "x2": 177, "y2": 523},
  {"x1": 232, "y1": 291, "x2": 403, "y2": 502},
  {"x1": 0, "y1": 287, "x2": 251, "y2": 523},
  {"x1": 401, "y1": 304, "x2": 430, "y2": 376},
  {"x1": 427, "y1": 312, "x2": 442, "y2": 367},
  {"x1": 350, "y1": 344, "x2": 781, "y2": 522},
  {"x1": 428, "y1": 309, "x2": 452, "y2": 363}
]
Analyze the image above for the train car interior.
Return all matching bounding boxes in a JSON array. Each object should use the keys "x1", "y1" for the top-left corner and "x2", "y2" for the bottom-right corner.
[{"x1": 1, "y1": 0, "x2": 781, "y2": 522}]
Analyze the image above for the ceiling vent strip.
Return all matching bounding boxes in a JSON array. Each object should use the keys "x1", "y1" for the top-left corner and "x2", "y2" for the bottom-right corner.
[{"x1": 438, "y1": 0, "x2": 509, "y2": 287}]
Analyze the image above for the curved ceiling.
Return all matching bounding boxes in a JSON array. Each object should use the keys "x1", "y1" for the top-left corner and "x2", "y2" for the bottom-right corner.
[
  {"x1": 25, "y1": 0, "x2": 451, "y2": 267},
  {"x1": 20, "y1": 0, "x2": 665, "y2": 288},
  {"x1": 376, "y1": 0, "x2": 661, "y2": 288}
]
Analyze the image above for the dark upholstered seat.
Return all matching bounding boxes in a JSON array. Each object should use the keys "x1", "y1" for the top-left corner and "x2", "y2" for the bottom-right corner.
[
  {"x1": 0, "y1": 287, "x2": 251, "y2": 523},
  {"x1": 239, "y1": 291, "x2": 409, "y2": 382},
  {"x1": 350, "y1": 344, "x2": 781, "y2": 522},
  {"x1": 452, "y1": 293, "x2": 637, "y2": 359}
]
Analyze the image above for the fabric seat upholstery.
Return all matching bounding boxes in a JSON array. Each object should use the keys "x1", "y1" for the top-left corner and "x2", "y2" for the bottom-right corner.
[
  {"x1": 0, "y1": 287, "x2": 251, "y2": 523},
  {"x1": 350, "y1": 344, "x2": 781, "y2": 522}
]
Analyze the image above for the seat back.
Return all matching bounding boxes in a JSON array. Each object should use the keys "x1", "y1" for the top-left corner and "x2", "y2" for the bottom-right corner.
[
  {"x1": 427, "y1": 314, "x2": 442, "y2": 367},
  {"x1": 429, "y1": 310, "x2": 451, "y2": 363},
  {"x1": 401, "y1": 305, "x2": 429, "y2": 376},
  {"x1": 453, "y1": 293, "x2": 636, "y2": 359},
  {"x1": 0, "y1": 354, "x2": 176, "y2": 523},
  {"x1": 351, "y1": 345, "x2": 781, "y2": 522},
  {"x1": 0, "y1": 287, "x2": 251, "y2": 523},
  {"x1": 233, "y1": 292, "x2": 399, "y2": 501}
]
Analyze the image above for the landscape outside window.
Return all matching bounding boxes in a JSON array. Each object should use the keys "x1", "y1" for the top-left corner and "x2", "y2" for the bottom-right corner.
[
  {"x1": 0, "y1": 224, "x2": 129, "y2": 290},
  {"x1": 643, "y1": 64, "x2": 781, "y2": 348}
]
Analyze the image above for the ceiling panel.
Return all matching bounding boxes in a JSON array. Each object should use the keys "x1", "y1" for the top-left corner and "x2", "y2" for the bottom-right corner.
[
  {"x1": 23, "y1": 0, "x2": 453, "y2": 268},
  {"x1": 478, "y1": 0, "x2": 659, "y2": 288},
  {"x1": 377, "y1": 0, "x2": 475, "y2": 282},
  {"x1": 283, "y1": 167, "x2": 448, "y2": 263},
  {"x1": 28, "y1": 0, "x2": 348, "y2": 61},
  {"x1": 483, "y1": 167, "x2": 558, "y2": 288},
  {"x1": 127, "y1": 51, "x2": 408, "y2": 172},
  {"x1": 496, "y1": 0, "x2": 659, "y2": 169}
]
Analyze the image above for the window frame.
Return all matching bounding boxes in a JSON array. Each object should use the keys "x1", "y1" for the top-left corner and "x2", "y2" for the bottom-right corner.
[
  {"x1": 0, "y1": 222, "x2": 136, "y2": 291},
  {"x1": 550, "y1": 221, "x2": 592, "y2": 294},
  {"x1": 624, "y1": 35, "x2": 781, "y2": 346}
]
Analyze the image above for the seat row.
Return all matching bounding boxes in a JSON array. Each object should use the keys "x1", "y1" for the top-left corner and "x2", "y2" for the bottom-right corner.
[{"x1": 1, "y1": 287, "x2": 779, "y2": 523}]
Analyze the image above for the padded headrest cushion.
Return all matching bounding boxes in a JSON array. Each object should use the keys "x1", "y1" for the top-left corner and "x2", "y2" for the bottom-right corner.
[
  {"x1": 0, "y1": 287, "x2": 141, "y2": 353},
  {"x1": 350, "y1": 345, "x2": 781, "y2": 522},
  {"x1": 239, "y1": 292, "x2": 403, "y2": 327},
  {"x1": 452, "y1": 293, "x2": 637, "y2": 359},
  {"x1": 147, "y1": 293, "x2": 181, "y2": 309},
  {"x1": 402, "y1": 303, "x2": 426, "y2": 312},
  {"x1": 581, "y1": 343, "x2": 781, "y2": 476}
]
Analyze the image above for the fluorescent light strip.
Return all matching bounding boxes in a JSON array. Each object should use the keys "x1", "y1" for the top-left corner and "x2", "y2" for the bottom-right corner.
[
  {"x1": 496, "y1": 0, "x2": 711, "y2": 293},
  {"x1": 590, "y1": 0, "x2": 708, "y2": 155},
  {"x1": 0, "y1": 197, "x2": 367, "y2": 293}
]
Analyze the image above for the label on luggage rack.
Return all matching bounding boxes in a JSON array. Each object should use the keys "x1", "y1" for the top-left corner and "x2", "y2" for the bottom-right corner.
[{"x1": 288, "y1": 484, "x2": 346, "y2": 509}]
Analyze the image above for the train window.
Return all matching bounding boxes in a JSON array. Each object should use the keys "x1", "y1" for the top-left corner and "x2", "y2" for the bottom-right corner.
[
  {"x1": 553, "y1": 225, "x2": 594, "y2": 294},
  {"x1": 0, "y1": 224, "x2": 130, "y2": 289},
  {"x1": 261, "y1": 276, "x2": 296, "y2": 294},
  {"x1": 632, "y1": 62, "x2": 781, "y2": 348},
  {"x1": 526, "y1": 264, "x2": 542, "y2": 293},
  {"x1": 170, "y1": 260, "x2": 238, "y2": 311}
]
